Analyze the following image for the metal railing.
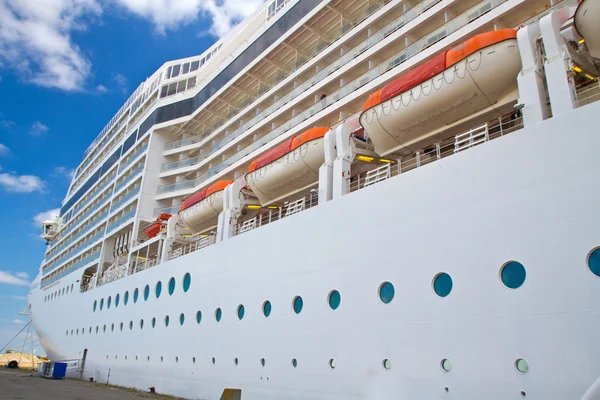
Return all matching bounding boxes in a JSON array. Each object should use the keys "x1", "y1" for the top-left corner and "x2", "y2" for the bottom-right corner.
[
  {"x1": 41, "y1": 250, "x2": 101, "y2": 288},
  {"x1": 153, "y1": 205, "x2": 180, "y2": 218},
  {"x1": 114, "y1": 166, "x2": 143, "y2": 194},
  {"x1": 119, "y1": 144, "x2": 148, "y2": 174},
  {"x1": 157, "y1": 0, "x2": 509, "y2": 195},
  {"x1": 169, "y1": 235, "x2": 216, "y2": 260},
  {"x1": 43, "y1": 230, "x2": 105, "y2": 274},
  {"x1": 107, "y1": 209, "x2": 136, "y2": 233},
  {"x1": 576, "y1": 77, "x2": 600, "y2": 107},
  {"x1": 110, "y1": 186, "x2": 141, "y2": 213},
  {"x1": 347, "y1": 114, "x2": 523, "y2": 193},
  {"x1": 45, "y1": 211, "x2": 109, "y2": 262}
]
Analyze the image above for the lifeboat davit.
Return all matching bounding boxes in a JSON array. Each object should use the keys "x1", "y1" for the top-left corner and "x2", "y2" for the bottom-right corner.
[
  {"x1": 360, "y1": 29, "x2": 521, "y2": 156},
  {"x1": 575, "y1": 0, "x2": 600, "y2": 58},
  {"x1": 178, "y1": 180, "x2": 232, "y2": 231},
  {"x1": 246, "y1": 127, "x2": 330, "y2": 206},
  {"x1": 143, "y1": 213, "x2": 172, "y2": 239}
]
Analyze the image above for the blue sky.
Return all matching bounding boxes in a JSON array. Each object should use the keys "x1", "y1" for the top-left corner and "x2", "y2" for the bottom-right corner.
[{"x1": 0, "y1": 0, "x2": 263, "y2": 354}]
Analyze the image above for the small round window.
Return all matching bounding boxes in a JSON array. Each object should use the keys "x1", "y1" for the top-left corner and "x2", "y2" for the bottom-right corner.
[
  {"x1": 168, "y1": 278, "x2": 176, "y2": 296},
  {"x1": 263, "y1": 300, "x2": 272, "y2": 317},
  {"x1": 99, "y1": 298, "x2": 104, "y2": 311},
  {"x1": 107, "y1": 296, "x2": 112, "y2": 309},
  {"x1": 291, "y1": 358, "x2": 298, "y2": 368},
  {"x1": 383, "y1": 359, "x2": 391, "y2": 370},
  {"x1": 237, "y1": 305, "x2": 245, "y2": 320},
  {"x1": 111, "y1": 323, "x2": 114, "y2": 332},
  {"x1": 329, "y1": 359, "x2": 336, "y2": 369},
  {"x1": 183, "y1": 273, "x2": 191, "y2": 292},
  {"x1": 501, "y1": 261, "x2": 526, "y2": 289},
  {"x1": 133, "y1": 288, "x2": 139, "y2": 303},
  {"x1": 124, "y1": 291, "x2": 129, "y2": 305},
  {"x1": 120, "y1": 322, "x2": 123, "y2": 331},
  {"x1": 433, "y1": 273, "x2": 453, "y2": 297},
  {"x1": 155, "y1": 281, "x2": 162, "y2": 298},
  {"x1": 179, "y1": 313, "x2": 185, "y2": 326},
  {"x1": 328, "y1": 290, "x2": 341, "y2": 310},
  {"x1": 260, "y1": 358, "x2": 265, "y2": 367},
  {"x1": 93, "y1": 300, "x2": 97, "y2": 312},
  {"x1": 293, "y1": 296, "x2": 303, "y2": 314},
  {"x1": 196, "y1": 311, "x2": 202, "y2": 324},
  {"x1": 151, "y1": 317, "x2": 156, "y2": 328},
  {"x1": 588, "y1": 247, "x2": 600, "y2": 277},
  {"x1": 515, "y1": 358, "x2": 529, "y2": 374},
  {"x1": 164, "y1": 315, "x2": 170, "y2": 327},
  {"x1": 115, "y1": 293, "x2": 120, "y2": 308},
  {"x1": 215, "y1": 308, "x2": 222, "y2": 322},
  {"x1": 140, "y1": 319, "x2": 144, "y2": 329},
  {"x1": 379, "y1": 282, "x2": 395, "y2": 304},
  {"x1": 143, "y1": 285, "x2": 150, "y2": 301},
  {"x1": 441, "y1": 358, "x2": 452, "y2": 372},
  {"x1": 129, "y1": 321, "x2": 133, "y2": 330}
]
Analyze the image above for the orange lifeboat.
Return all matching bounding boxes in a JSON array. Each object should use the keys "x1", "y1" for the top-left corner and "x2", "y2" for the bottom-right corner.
[
  {"x1": 178, "y1": 180, "x2": 232, "y2": 232},
  {"x1": 575, "y1": 0, "x2": 600, "y2": 58},
  {"x1": 143, "y1": 213, "x2": 172, "y2": 239},
  {"x1": 246, "y1": 127, "x2": 330, "y2": 206},
  {"x1": 360, "y1": 29, "x2": 521, "y2": 156}
]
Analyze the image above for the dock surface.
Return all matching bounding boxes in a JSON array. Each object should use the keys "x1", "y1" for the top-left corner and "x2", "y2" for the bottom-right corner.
[{"x1": 0, "y1": 369, "x2": 186, "y2": 400}]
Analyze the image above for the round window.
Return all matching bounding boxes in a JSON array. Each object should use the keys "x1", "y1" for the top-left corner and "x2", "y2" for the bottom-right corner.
[
  {"x1": 383, "y1": 359, "x2": 391, "y2": 370},
  {"x1": 140, "y1": 319, "x2": 144, "y2": 329},
  {"x1": 168, "y1": 278, "x2": 176, "y2": 295},
  {"x1": 329, "y1": 359, "x2": 336, "y2": 369},
  {"x1": 155, "y1": 281, "x2": 162, "y2": 298},
  {"x1": 93, "y1": 300, "x2": 97, "y2": 312},
  {"x1": 293, "y1": 296, "x2": 303, "y2": 314},
  {"x1": 165, "y1": 315, "x2": 170, "y2": 327},
  {"x1": 215, "y1": 308, "x2": 222, "y2": 322},
  {"x1": 133, "y1": 288, "x2": 139, "y2": 303},
  {"x1": 124, "y1": 291, "x2": 129, "y2": 305},
  {"x1": 99, "y1": 298, "x2": 104, "y2": 310},
  {"x1": 501, "y1": 261, "x2": 526, "y2": 289},
  {"x1": 196, "y1": 311, "x2": 202, "y2": 324},
  {"x1": 115, "y1": 293, "x2": 120, "y2": 308},
  {"x1": 441, "y1": 358, "x2": 452, "y2": 372},
  {"x1": 328, "y1": 290, "x2": 341, "y2": 310},
  {"x1": 183, "y1": 273, "x2": 191, "y2": 292},
  {"x1": 152, "y1": 317, "x2": 156, "y2": 328},
  {"x1": 179, "y1": 313, "x2": 185, "y2": 326},
  {"x1": 263, "y1": 300, "x2": 272, "y2": 317},
  {"x1": 379, "y1": 282, "x2": 395, "y2": 304},
  {"x1": 588, "y1": 247, "x2": 600, "y2": 277},
  {"x1": 515, "y1": 358, "x2": 529, "y2": 374},
  {"x1": 237, "y1": 305, "x2": 245, "y2": 320},
  {"x1": 292, "y1": 358, "x2": 298, "y2": 368},
  {"x1": 107, "y1": 296, "x2": 111, "y2": 309},
  {"x1": 433, "y1": 273, "x2": 453, "y2": 297},
  {"x1": 143, "y1": 285, "x2": 150, "y2": 301}
]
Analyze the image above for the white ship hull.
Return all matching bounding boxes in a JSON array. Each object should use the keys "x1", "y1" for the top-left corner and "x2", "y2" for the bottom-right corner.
[
  {"x1": 575, "y1": 0, "x2": 600, "y2": 58},
  {"x1": 30, "y1": 102, "x2": 600, "y2": 399},
  {"x1": 360, "y1": 40, "x2": 521, "y2": 156},
  {"x1": 246, "y1": 138, "x2": 325, "y2": 206},
  {"x1": 179, "y1": 191, "x2": 225, "y2": 232}
]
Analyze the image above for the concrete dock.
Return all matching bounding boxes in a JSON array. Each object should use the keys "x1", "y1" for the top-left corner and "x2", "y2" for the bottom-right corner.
[{"x1": 0, "y1": 369, "x2": 186, "y2": 400}]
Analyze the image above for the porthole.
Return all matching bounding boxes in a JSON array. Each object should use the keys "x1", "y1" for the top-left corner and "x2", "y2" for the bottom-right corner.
[
  {"x1": 587, "y1": 247, "x2": 600, "y2": 277},
  {"x1": 129, "y1": 321, "x2": 133, "y2": 330},
  {"x1": 212, "y1": 357, "x2": 216, "y2": 365},
  {"x1": 179, "y1": 313, "x2": 185, "y2": 326},
  {"x1": 96, "y1": 326, "x2": 99, "y2": 334},
  {"x1": 175, "y1": 357, "x2": 179, "y2": 363},
  {"x1": 237, "y1": 304, "x2": 245, "y2": 320},
  {"x1": 147, "y1": 356, "x2": 150, "y2": 362},
  {"x1": 441, "y1": 358, "x2": 452, "y2": 372},
  {"x1": 328, "y1": 290, "x2": 341, "y2": 310},
  {"x1": 293, "y1": 296, "x2": 303, "y2": 314},
  {"x1": 125, "y1": 355, "x2": 127, "y2": 360},
  {"x1": 183, "y1": 273, "x2": 191, "y2": 292},
  {"x1": 165, "y1": 315, "x2": 170, "y2": 327},
  {"x1": 515, "y1": 358, "x2": 529, "y2": 374},
  {"x1": 192, "y1": 357, "x2": 196, "y2": 364},
  {"x1": 291, "y1": 358, "x2": 298, "y2": 368},
  {"x1": 71, "y1": 329, "x2": 74, "y2": 335},
  {"x1": 120, "y1": 322, "x2": 123, "y2": 331},
  {"x1": 99, "y1": 298, "x2": 104, "y2": 310},
  {"x1": 329, "y1": 359, "x2": 336, "y2": 369},
  {"x1": 65, "y1": 330, "x2": 68, "y2": 336},
  {"x1": 115, "y1": 355, "x2": 117, "y2": 360},
  {"x1": 111, "y1": 323, "x2": 114, "y2": 332},
  {"x1": 196, "y1": 311, "x2": 202, "y2": 324},
  {"x1": 215, "y1": 308, "x2": 222, "y2": 322},
  {"x1": 124, "y1": 291, "x2": 129, "y2": 305},
  {"x1": 383, "y1": 359, "x2": 391, "y2": 370},
  {"x1": 107, "y1": 296, "x2": 112, "y2": 309},
  {"x1": 433, "y1": 273, "x2": 453, "y2": 297},
  {"x1": 133, "y1": 288, "x2": 139, "y2": 303},
  {"x1": 135, "y1": 356, "x2": 138, "y2": 361},
  {"x1": 93, "y1": 300, "x2": 97, "y2": 312},
  {"x1": 234, "y1": 358, "x2": 239, "y2": 366},
  {"x1": 168, "y1": 278, "x2": 175, "y2": 295},
  {"x1": 155, "y1": 281, "x2": 162, "y2": 299},
  {"x1": 140, "y1": 319, "x2": 144, "y2": 329},
  {"x1": 379, "y1": 282, "x2": 395, "y2": 304},
  {"x1": 260, "y1": 358, "x2": 265, "y2": 367},
  {"x1": 152, "y1": 317, "x2": 156, "y2": 328},
  {"x1": 76, "y1": 329, "x2": 79, "y2": 335},
  {"x1": 263, "y1": 300, "x2": 272, "y2": 317},
  {"x1": 501, "y1": 261, "x2": 526, "y2": 289},
  {"x1": 115, "y1": 293, "x2": 120, "y2": 308},
  {"x1": 161, "y1": 356, "x2": 164, "y2": 362},
  {"x1": 89, "y1": 327, "x2": 92, "y2": 334},
  {"x1": 143, "y1": 285, "x2": 150, "y2": 301}
]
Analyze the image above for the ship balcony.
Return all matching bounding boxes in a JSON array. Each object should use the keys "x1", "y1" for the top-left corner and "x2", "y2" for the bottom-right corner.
[{"x1": 41, "y1": 246, "x2": 102, "y2": 289}]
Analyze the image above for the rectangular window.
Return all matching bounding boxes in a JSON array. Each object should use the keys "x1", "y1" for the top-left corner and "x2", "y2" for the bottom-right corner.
[
  {"x1": 166, "y1": 66, "x2": 172, "y2": 79},
  {"x1": 171, "y1": 64, "x2": 181, "y2": 78},
  {"x1": 187, "y1": 77, "x2": 197, "y2": 89},
  {"x1": 200, "y1": 58, "x2": 205, "y2": 66},
  {"x1": 177, "y1": 80, "x2": 186, "y2": 93},
  {"x1": 268, "y1": 2, "x2": 276, "y2": 15},
  {"x1": 206, "y1": 52, "x2": 211, "y2": 61},
  {"x1": 182, "y1": 63, "x2": 190, "y2": 74},
  {"x1": 276, "y1": 0, "x2": 284, "y2": 8},
  {"x1": 190, "y1": 61, "x2": 199, "y2": 71},
  {"x1": 167, "y1": 83, "x2": 177, "y2": 96}
]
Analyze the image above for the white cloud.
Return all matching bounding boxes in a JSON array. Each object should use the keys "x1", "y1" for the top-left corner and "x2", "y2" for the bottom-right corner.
[
  {"x1": 10, "y1": 295, "x2": 27, "y2": 300},
  {"x1": 0, "y1": 271, "x2": 30, "y2": 286},
  {"x1": 52, "y1": 166, "x2": 75, "y2": 180},
  {"x1": 11, "y1": 318, "x2": 26, "y2": 325},
  {"x1": 30, "y1": 121, "x2": 49, "y2": 136},
  {"x1": 0, "y1": 0, "x2": 102, "y2": 91},
  {"x1": 96, "y1": 84, "x2": 107, "y2": 92},
  {"x1": 0, "y1": 172, "x2": 45, "y2": 193},
  {"x1": 0, "y1": 143, "x2": 9, "y2": 156},
  {"x1": 33, "y1": 208, "x2": 60, "y2": 226},
  {"x1": 14, "y1": 272, "x2": 29, "y2": 280}
]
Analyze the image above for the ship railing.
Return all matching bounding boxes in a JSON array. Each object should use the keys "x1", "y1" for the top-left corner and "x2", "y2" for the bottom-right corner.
[
  {"x1": 168, "y1": 234, "x2": 216, "y2": 260},
  {"x1": 97, "y1": 259, "x2": 127, "y2": 287},
  {"x1": 576, "y1": 77, "x2": 600, "y2": 108},
  {"x1": 132, "y1": 257, "x2": 159, "y2": 274},
  {"x1": 232, "y1": 191, "x2": 319, "y2": 236},
  {"x1": 153, "y1": 206, "x2": 180, "y2": 218},
  {"x1": 347, "y1": 114, "x2": 523, "y2": 193}
]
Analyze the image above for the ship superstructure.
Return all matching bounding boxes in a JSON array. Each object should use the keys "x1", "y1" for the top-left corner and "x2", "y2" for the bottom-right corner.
[{"x1": 29, "y1": 0, "x2": 600, "y2": 398}]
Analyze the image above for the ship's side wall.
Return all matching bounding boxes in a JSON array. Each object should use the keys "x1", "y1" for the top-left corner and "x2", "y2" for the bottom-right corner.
[{"x1": 30, "y1": 101, "x2": 600, "y2": 400}]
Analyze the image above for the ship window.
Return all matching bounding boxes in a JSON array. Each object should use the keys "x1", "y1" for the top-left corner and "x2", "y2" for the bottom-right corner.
[
  {"x1": 175, "y1": 356, "x2": 179, "y2": 363},
  {"x1": 588, "y1": 247, "x2": 600, "y2": 277},
  {"x1": 234, "y1": 358, "x2": 239, "y2": 366},
  {"x1": 441, "y1": 358, "x2": 452, "y2": 372},
  {"x1": 160, "y1": 85, "x2": 168, "y2": 98},
  {"x1": 237, "y1": 305, "x2": 245, "y2": 320},
  {"x1": 111, "y1": 323, "x2": 114, "y2": 332},
  {"x1": 177, "y1": 80, "x2": 186, "y2": 93},
  {"x1": 379, "y1": 282, "x2": 395, "y2": 304},
  {"x1": 215, "y1": 308, "x2": 222, "y2": 322},
  {"x1": 190, "y1": 61, "x2": 199, "y2": 71},
  {"x1": 433, "y1": 273, "x2": 453, "y2": 297},
  {"x1": 133, "y1": 288, "x2": 139, "y2": 303},
  {"x1": 167, "y1": 83, "x2": 177, "y2": 96},
  {"x1": 515, "y1": 358, "x2": 529, "y2": 374},
  {"x1": 328, "y1": 290, "x2": 341, "y2": 310},
  {"x1": 115, "y1": 293, "x2": 120, "y2": 308},
  {"x1": 172, "y1": 64, "x2": 180, "y2": 78},
  {"x1": 292, "y1": 358, "x2": 297, "y2": 368},
  {"x1": 129, "y1": 321, "x2": 133, "y2": 330},
  {"x1": 261, "y1": 358, "x2": 265, "y2": 367},
  {"x1": 93, "y1": 300, "x2": 97, "y2": 312},
  {"x1": 329, "y1": 359, "x2": 336, "y2": 369},
  {"x1": 99, "y1": 298, "x2": 104, "y2": 310},
  {"x1": 152, "y1": 317, "x2": 156, "y2": 328},
  {"x1": 263, "y1": 300, "x2": 272, "y2": 317},
  {"x1": 155, "y1": 281, "x2": 162, "y2": 298},
  {"x1": 143, "y1": 285, "x2": 150, "y2": 301},
  {"x1": 140, "y1": 319, "x2": 144, "y2": 329},
  {"x1": 187, "y1": 77, "x2": 196, "y2": 90},
  {"x1": 124, "y1": 291, "x2": 129, "y2": 305},
  {"x1": 192, "y1": 357, "x2": 196, "y2": 363},
  {"x1": 183, "y1": 273, "x2": 191, "y2": 292},
  {"x1": 89, "y1": 327, "x2": 92, "y2": 334},
  {"x1": 66, "y1": 330, "x2": 68, "y2": 336},
  {"x1": 293, "y1": 296, "x2": 303, "y2": 314},
  {"x1": 120, "y1": 322, "x2": 123, "y2": 331},
  {"x1": 107, "y1": 296, "x2": 111, "y2": 309},
  {"x1": 165, "y1": 315, "x2": 170, "y2": 327},
  {"x1": 103, "y1": 325, "x2": 106, "y2": 333},
  {"x1": 182, "y1": 63, "x2": 190, "y2": 74},
  {"x1": 501, "y1": 261, "x2": 526, "y2": 289},
  {"x1": 179, "y1": 313, "x2": 185, "y2": 326},
  {"x1": 196, "y1": 311, "x2": 202, "y2": 324},
  {"x1": 96, "y1": 326, "x2": 99, "y2": 334},
  {"x1": 212, "y1": 357, "x2": 216, "y2": 365},
  {"x1": 383, "y1": 359, "x2": 391, "y2": 370},
  {"x1": 166, "y1": 66, "x2": 172, "y2": 79},
  {"x1": 168, "y1": 278, "x2": 175, "y2": 295}
]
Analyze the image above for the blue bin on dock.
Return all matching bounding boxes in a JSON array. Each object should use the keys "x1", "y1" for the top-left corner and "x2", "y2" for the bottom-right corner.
[{"x1": 51, "y1": 362, "x2": 67, "y2": 379}]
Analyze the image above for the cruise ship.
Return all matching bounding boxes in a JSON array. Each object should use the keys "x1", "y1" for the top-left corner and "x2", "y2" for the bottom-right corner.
[{"x1": 28, "y1": 0, "x2": 600, "y2": 398}]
